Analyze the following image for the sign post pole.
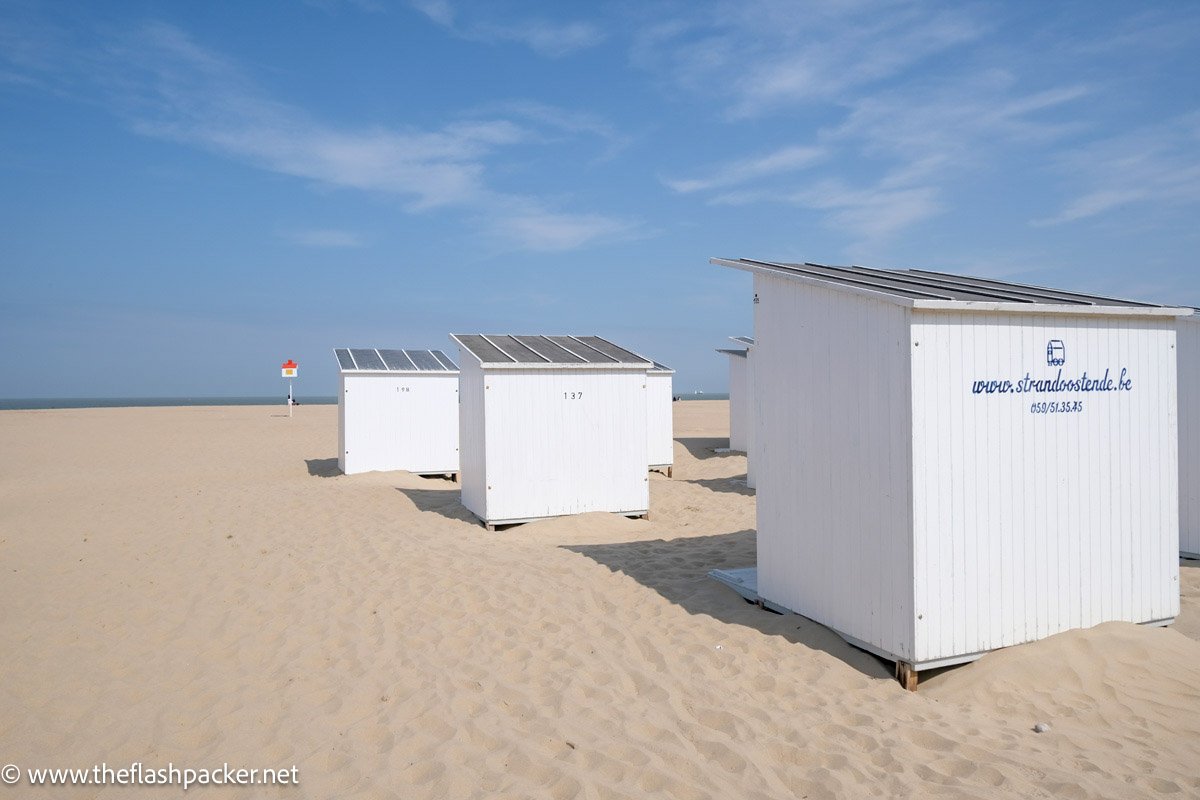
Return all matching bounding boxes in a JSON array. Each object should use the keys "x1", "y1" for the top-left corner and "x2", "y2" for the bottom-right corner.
[{"x1": 281, "y1": 360, "x2": 299, "y2": 418}]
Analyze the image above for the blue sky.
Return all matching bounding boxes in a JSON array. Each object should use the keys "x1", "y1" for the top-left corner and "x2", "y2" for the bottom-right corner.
[{"x1": 1, "y1": 0, "x2": 1198, "y2": 397}]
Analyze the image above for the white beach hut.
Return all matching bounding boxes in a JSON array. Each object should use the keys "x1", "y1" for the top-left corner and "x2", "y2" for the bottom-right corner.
[
  {"x1": 451, "y1": 334, "x2": 652, "y2": 530},
  {"x1": 1180, "y1": 310, "x2": 1200, "y2": 558},
  {"x1": 718, "y1": 341, "x2": 751, "y2": 452},
  {"x1": 334, "y1": 348, "x2": 459, "y2": 477},
  {"x1": 647, "y1": 362, "x2": 676, "y2": 477},
  {"x1": 718, "y1": 336, "x2": 756, "y2": 488},
  {"x1": 736, "y1": 336, "x2": 758, "y2": 489},
  {"x1": 711, "y1": 258, "x2": 1187, "y2": 689}
]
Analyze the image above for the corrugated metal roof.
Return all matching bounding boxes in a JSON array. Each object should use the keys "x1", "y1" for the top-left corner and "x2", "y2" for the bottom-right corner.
[
  {"x1": 649, "y1": 361, "x2": 674, "y2": 374},
  {"x1": 713, "y1": 258, "x2": 1190, "y2": 316},
  {"x1": 730, "y1": 335, "x2": 755, "y2": 346},
  {"x1": 334, "y1": 348, "x2": 458, "y2": 372},
  {"x1": 451, "y1": 334, "x2": 652, "y2": 368},
  {"x1": 717, "y1": 348, "x2": 748, "y2": 358}
]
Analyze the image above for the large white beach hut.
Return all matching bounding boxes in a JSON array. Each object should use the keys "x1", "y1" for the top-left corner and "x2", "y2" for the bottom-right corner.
[
  {"x1": 647, "y1": 362, "x2": 676, "y2": 476},
  {"x1": 1180, "y1": 310, "x2": 1200, "y2": 558},
  {"x1": 451, "y1": 334, "x2": 652, "y2": 530},
  {"x1": 712, "y1": 258, "x2": 1188, "y2": 688},
  {"x1": 334, "y1": 348, "x2": 459, "y2": 476}
]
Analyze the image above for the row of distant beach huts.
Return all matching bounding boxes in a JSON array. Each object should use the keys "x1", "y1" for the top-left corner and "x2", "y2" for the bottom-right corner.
[
  {"x1": 712, "y1": 258, "x2": 1199, "y2": 688},
  {"x1": 331, "y1": 258, "x2": 1198, "y2": 689},
  {"x1": 334, "y1": 335, "x2": 675, "y2": 530}
]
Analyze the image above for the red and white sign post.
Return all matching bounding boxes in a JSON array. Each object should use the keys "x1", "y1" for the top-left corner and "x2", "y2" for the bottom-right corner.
[{"x1": 281, "y1": 360, "x2": 298, "y2": 417}]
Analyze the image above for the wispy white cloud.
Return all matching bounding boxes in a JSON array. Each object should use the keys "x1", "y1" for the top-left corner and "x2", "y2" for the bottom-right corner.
[
  {"x1": 471, "y1": 99, "x2": 633, "y2": 161},
  {"x1": 1035, "y1": 113, "x2": 1200, "y2": 226},
  {"x1": 709, "y1": 178, "x2": 942, "y2": 243},
  {"x1": 831, "y1": 74, "x2": 1091, "y2": 179},
  {"x1": 802, "y1": 182, "x2": 942, "y2": 243},
  {"x1": 302, "y1": 0, "x2": 384, "y2": 12},
  {"x1": 669, "y1": 71, "x2": 1088, "y2": 246},
  {"x1": 409, "y1": 0, "x2": 605, "y2": 58},
  {"x1": 491, "y1": 206, "x2": 633, "y2": 252},
  {"x1": 50, "y1": 21, "x2": 632, "y2": 253},
  {"x1": 632, "y1": 0, "x2": 984, "y2": 119},
  {"x1": 633, "y1": 0, "x2": 1200, "y2": 257},
  {"x1": 662, "y1": 145, "x2": 825, "y2": 193},
  {"x1": 280, "y1": 229, "x2": 365, "y2": 248}
]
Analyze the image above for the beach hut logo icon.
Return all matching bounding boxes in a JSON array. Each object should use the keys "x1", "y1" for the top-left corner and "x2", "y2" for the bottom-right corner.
[{"x1": 1046, "y1": 340, "x2": 1065, "y2": 366}]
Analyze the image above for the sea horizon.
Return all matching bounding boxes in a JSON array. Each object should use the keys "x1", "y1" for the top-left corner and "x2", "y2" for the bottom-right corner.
[{"x1": 0, "y1": 392, "x2": 729, "y2": 411}]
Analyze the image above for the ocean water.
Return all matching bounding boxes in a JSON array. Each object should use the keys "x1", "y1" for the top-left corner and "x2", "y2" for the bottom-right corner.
[
  {"x1": 674, "y1": 392, "x2": 728, "y2": 401},
  {"x1": 0, "y1": 397, "x2": 338, "y2": 410},
  {"x1": 0, "y1": 393, "x2": 727, "y2": 410}
]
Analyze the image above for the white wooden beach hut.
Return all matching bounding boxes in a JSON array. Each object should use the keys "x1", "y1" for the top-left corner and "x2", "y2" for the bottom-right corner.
[
  {"x1": 451, "y1": 334, "x2": 652, "y2": 530},
  {"x1": 718, "y1": 337, "x2": 756, "y2": 487},
  {"x1": 334, "y1": 348, "x2": 459, "y2": 476},
  {"x1": 1180, "y1": 310, "x2": 1200, "y2": 558},
  {"x1": 718, "y1": 342, "x2": 750, "y2": 452},
  {"x1": 735, "y1": 336, "x2": 758, "y2": 489},
  {"x1": 647, "y1": 362, "x2": 675, "y2": 477},
  {"x1": 711, "y1": 258, "x2": 1188, "y2": 689}
]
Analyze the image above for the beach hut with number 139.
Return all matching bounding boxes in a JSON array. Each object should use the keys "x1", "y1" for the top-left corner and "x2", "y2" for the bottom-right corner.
[
  {"x1": 711, "y1": 257, "x2": 1189, "y2": 689},
  {"x1": 334, "y1": 348, "x2": 460, "y2": 477}
]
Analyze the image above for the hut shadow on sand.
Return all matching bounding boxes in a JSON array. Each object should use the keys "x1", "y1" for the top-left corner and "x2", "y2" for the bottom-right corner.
[
  {"x1": 675, "y1": 437, "x2": 743, "y2": 462},
  {"x1": 305, "y1": 457, "x2": 341, "y2": 478},
  {"x1": 563, "y1": 530, "x2": 892, "y2": 681},
  {"x1": 394, "y1": 485, "x2": 477, "y2": 524},
  {"x1": 684, "y1": 476, "x2": 754, "y2": 496}
]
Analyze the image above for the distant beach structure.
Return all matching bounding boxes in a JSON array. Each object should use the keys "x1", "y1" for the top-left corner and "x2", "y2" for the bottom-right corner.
[
  {"x1": 334, "y1": 348, "x2": 459, "y2": 477},
  {"x1": 647, "y1": 362, "x2": 675, "y2": 477},
  {"x1": 1180, "y1": 310, "x2": 1200, "y2": 559},
  {"x1": 732, "y1": 336, "x2": 757, "y2": 488},
  {"x1": 716, "y1": 338, "x2": 753, "y2": 466},
  {"x1": 451, "y1": 334, "x2": 653, "y2": 530},
  {"x1": 712, "y1": 257, "x2": 1188, "y2": 690}
]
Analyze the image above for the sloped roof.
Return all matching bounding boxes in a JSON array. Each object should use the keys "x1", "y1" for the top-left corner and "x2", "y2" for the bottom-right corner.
[{"x1": 713, "y1": 258, "x2": 1190, "y2": 317}]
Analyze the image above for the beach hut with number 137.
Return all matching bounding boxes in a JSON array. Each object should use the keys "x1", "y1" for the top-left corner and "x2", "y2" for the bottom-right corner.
[{"x1": 451, "y1": 334, "x2": 653, "y2": 530}]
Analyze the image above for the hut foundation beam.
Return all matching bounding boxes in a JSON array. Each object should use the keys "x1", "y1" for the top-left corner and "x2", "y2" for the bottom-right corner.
[{"x1": 895, "y1": 661, "x2": 918, "y2": 692}]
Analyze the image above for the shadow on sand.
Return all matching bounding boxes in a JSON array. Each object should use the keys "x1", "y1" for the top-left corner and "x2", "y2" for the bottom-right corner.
[
  {"x1": 305, "y1": 457, "x2": 341, "y2": 477},
  {"x1": 563, "y1": 530, "x2": 892, "y2": 681},
  {"x1": 684, "y1": 476, "x2": 755, "y2": 496},
  {"x1": 675, "y1": 437, "x2": 743, "y2": 462},
  {"x1": 394, "y1": 485, "x2": 477, "y2": 525}
]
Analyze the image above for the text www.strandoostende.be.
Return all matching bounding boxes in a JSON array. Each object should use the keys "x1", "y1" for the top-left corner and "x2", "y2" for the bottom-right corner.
[{"x1": 1, "y1": 761, "x2": 298, "y2": 791}]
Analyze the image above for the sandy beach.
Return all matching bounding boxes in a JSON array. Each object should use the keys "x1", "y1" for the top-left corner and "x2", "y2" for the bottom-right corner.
[{"x1": 2, "y1": 400, "x2": 1199, "y2": 799}]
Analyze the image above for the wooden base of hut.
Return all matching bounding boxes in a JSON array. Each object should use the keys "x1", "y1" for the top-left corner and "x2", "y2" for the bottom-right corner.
[{"x1": 895, "y1": 661, "x2": 918, "y2": 691}]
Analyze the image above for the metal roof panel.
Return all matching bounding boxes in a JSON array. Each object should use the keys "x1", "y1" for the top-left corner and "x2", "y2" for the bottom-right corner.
[{"x1": 453, "y1": 334, "x2": 652, "y2": 367}]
